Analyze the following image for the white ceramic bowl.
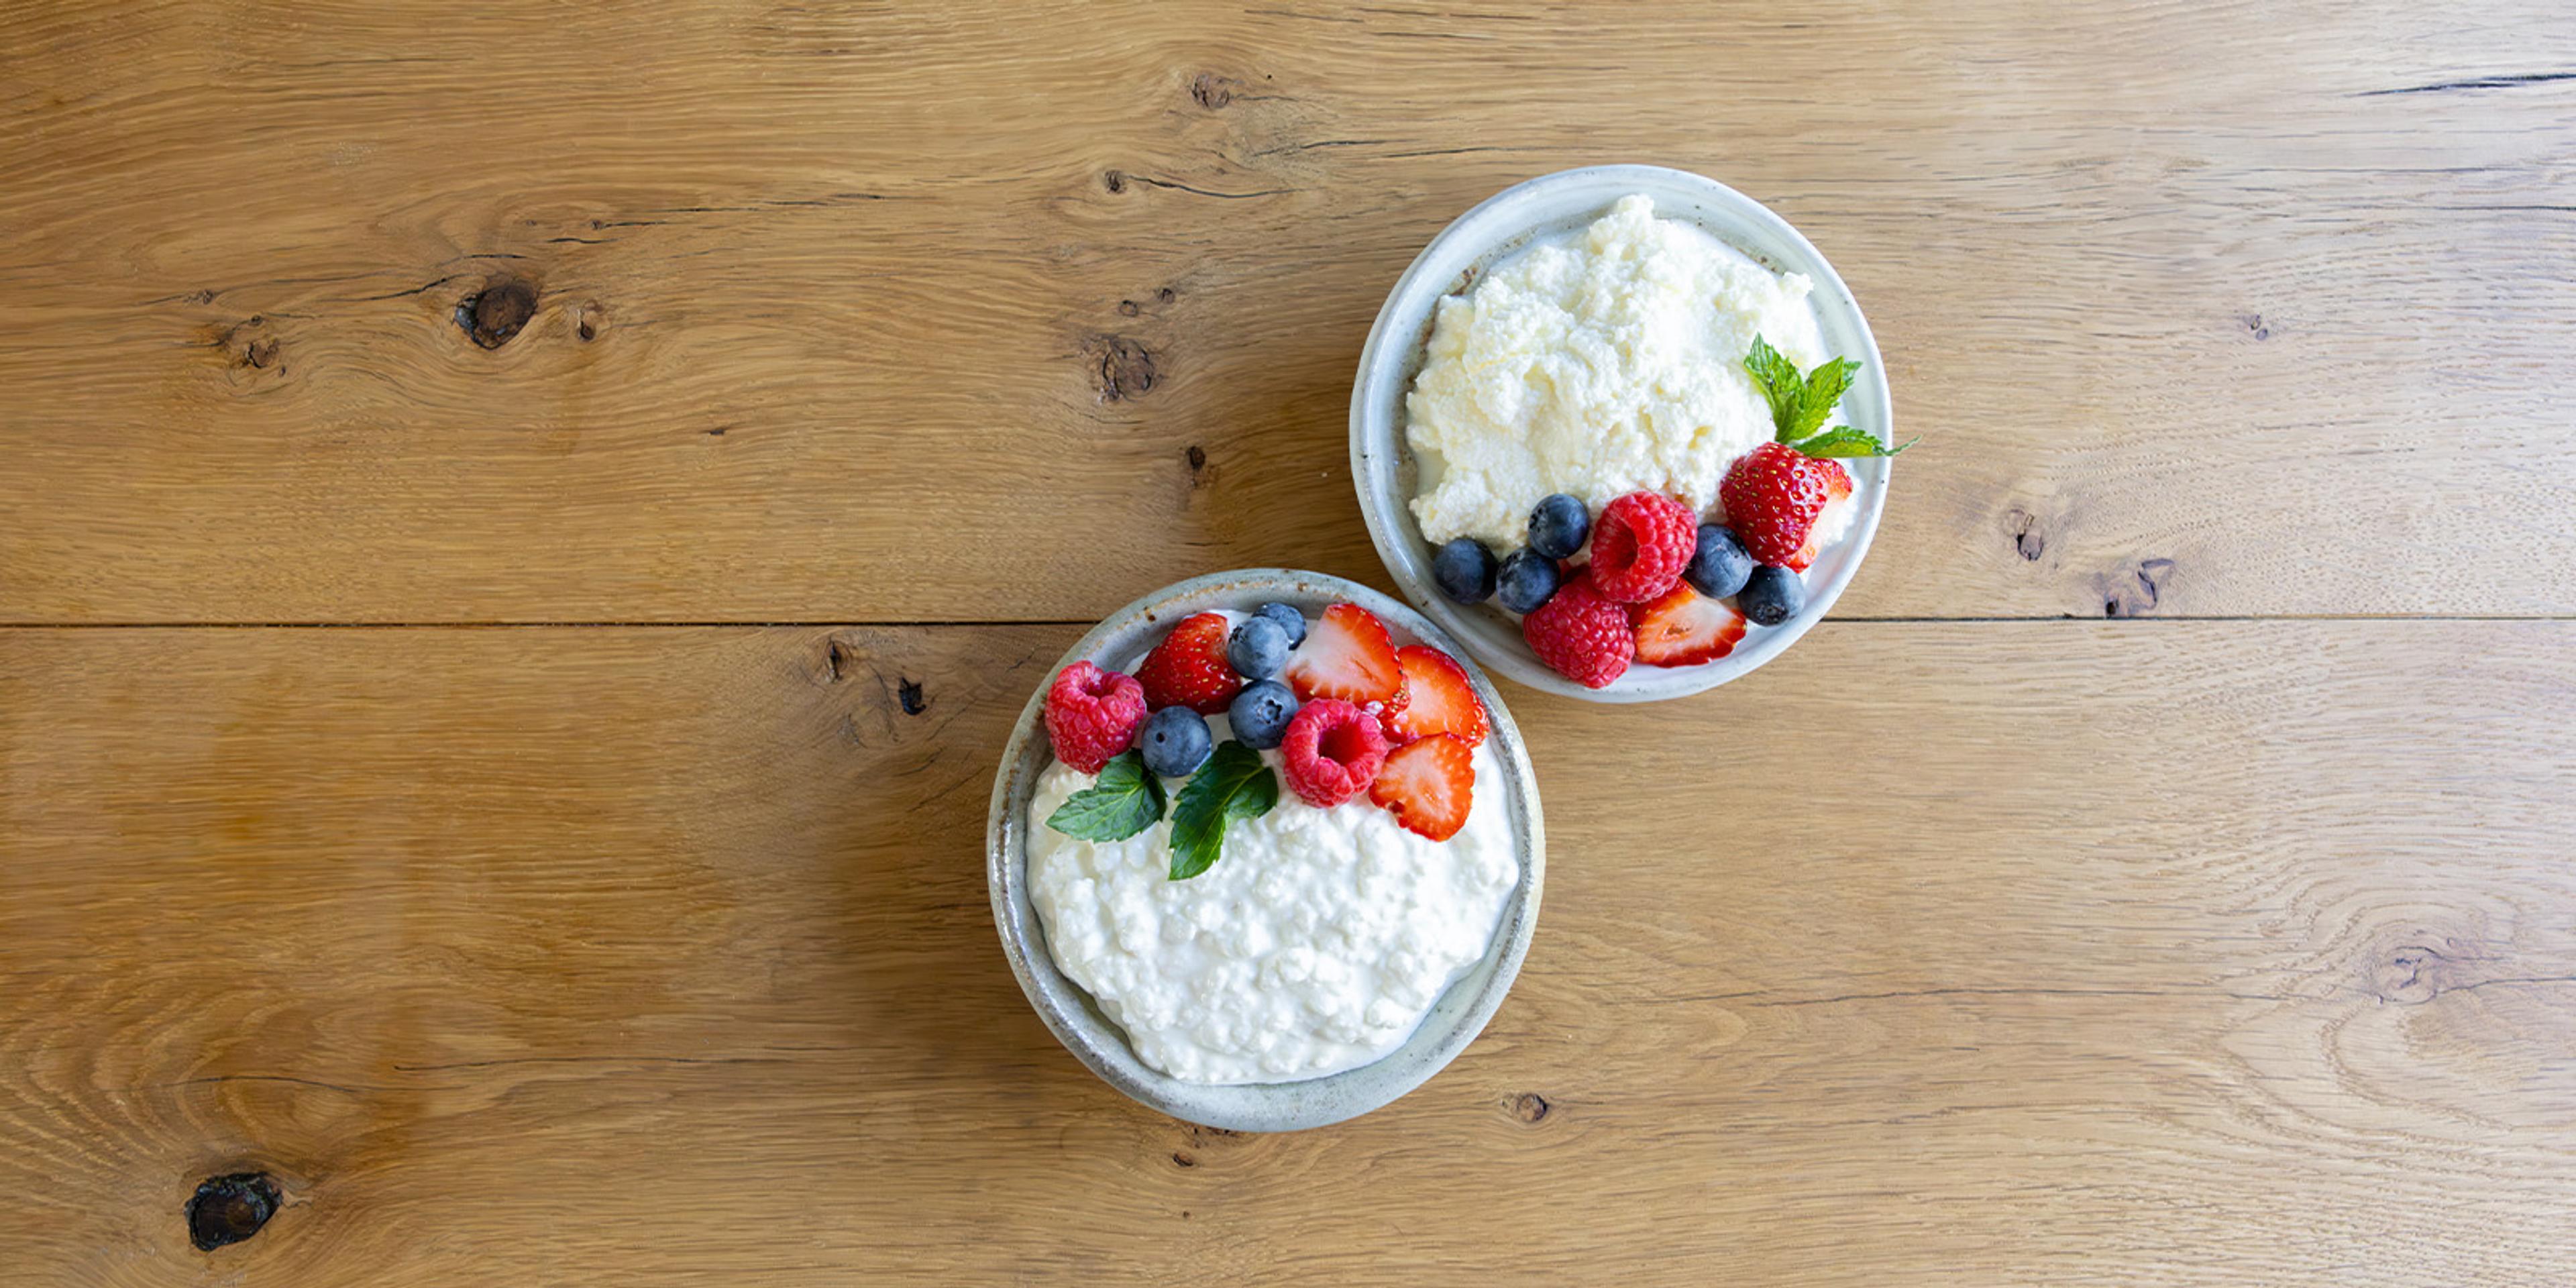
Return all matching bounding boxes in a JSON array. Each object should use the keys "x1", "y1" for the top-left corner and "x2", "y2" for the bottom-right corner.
[
  {"x1": 986, "y1": 570, "x2": 1545, "y2": 1132},
  {"x1": 1350, "y1": 164, "x2": 1894, "y2": 702}
]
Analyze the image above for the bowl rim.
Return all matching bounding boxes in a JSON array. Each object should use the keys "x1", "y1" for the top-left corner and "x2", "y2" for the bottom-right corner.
[
  {"x1": 985, "y1": 568, "x2": 1546, "y2": 1132},
  {"x1": 1348, "y1": 162, "x2": 1892, "y2": 703}
]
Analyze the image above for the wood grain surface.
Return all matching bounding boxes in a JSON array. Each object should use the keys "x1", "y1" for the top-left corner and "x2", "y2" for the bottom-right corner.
[{"x1": 4, "y1": 1, "x2": 2574, "y2": 1285}]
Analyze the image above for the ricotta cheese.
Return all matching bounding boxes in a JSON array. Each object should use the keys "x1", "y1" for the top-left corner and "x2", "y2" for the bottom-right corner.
[
  {"x1": 1407, "y1": 193, "x2": 1835, "y2": 551},
  {"x1": 1026, "y1": 713, "x2": 1517, "y2": 1085}
]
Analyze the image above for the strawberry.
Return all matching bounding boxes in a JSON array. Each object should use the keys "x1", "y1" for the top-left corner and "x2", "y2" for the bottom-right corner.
[
  {"x1": 1629, "y1": 584, "x2": 1747, "y2": 667},
  {"x1": 1281, "y1": 698, "x2": 1389, "y2": 808},
  {"x1": 1586, "y1": 491, "x2": 1696, "y2": 603},
  {"x1": 1136, "y1": 612, "x2": 1242, "y2": 714},
  {"x1": 1368, "y1": 733, "x2": 1475, "y2": 842},
  {"x1": 1381, "y1": 645, "x2": 1487, "y2": 747},
  {"x1": 1719, "y1": 441, "x2": 1839, "y2": 570},
  {"x1": 1043, "y1": 661, "x2": 1148, "y2": 773},
  {"x1": 1784, "y1": 461, "x2": 1854, "y2": 571},
  {"x1": 1521, "y1": 568, "x2": 1633, "y2": 690},
  {"x1": 1283, "y1": 602, "x2": 1403, "y2": 708}
]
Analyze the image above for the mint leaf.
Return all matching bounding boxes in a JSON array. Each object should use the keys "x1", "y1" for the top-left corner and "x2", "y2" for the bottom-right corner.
[
  {"x1": 1166, "y1": 740, "x2": 1278, "y2": 880},
  {"x1": 1044, "y1": 750, "x2": 1166, "y2": 842},
  {"x1": 1786, "y1": 356, "x2": 1860, "y2": 441},
  {"x1": 1743, "y1": 335, "x2": 1805, "y2": 433},
  {"x1": 1788, "y1": 427, "x2": 1917, "y2": 458}
]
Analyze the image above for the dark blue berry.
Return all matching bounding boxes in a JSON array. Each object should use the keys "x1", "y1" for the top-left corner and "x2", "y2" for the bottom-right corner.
[
  {"x1": 1253, "y1": 602, "x2": 1306, "y2": 649},
  {"x1": 1226, "y1": 615, "x2": 1291, "y2": 680},
  {"x1": 1226, "y1": 680, "x2": 1297, "y2": 751},
  {"x1": 1495, "y1": 549, "x2": 1561, "y2": 614},
  {"x1": 1138, "y1": 705, "x2": 1213, "y2": 777},
  {"x1": 1739, "y1": 564, "x2": 1805, "y2": 627},
  {"x1": 1527, "y1": 493, "x2": 1590, "y2": 561},
  {"x1": 1684, "y1": 524, "x2": 1754, "y2": 600},
  {"x1": 1432, "y1": 537, "x2": 1499, "y2": 604}
]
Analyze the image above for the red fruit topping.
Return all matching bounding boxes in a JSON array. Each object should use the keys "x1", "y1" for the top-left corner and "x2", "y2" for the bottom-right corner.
[
  {"x1": 1281, "y1": 698, "x2": 1389, "y2": 808},
  {"x1": 1369, "y1": 733, "x2": 1476, "y2": 842},
  {"x1": 1629, "y1": 584, "x2": 1748, "y2": 667},
  {"x1": 1283, "y1": 602, "x2": 1403, "y2": 707},
  {"x1": 1136, "y1": 612, "x2": 1242, "y2": 714},
  {"x1": 1382, "y1": 645, "x2": 1489, "y2": 747},
  {"x1": 1721, "y1": 441, "x2": 1849, "y2": 571},
  {"x1": 1586, "y1": 491, "x2": 1697, "y2": 603},
  {"x1": 1043, "y1": 661, "x2": 1148, "y2": 773},
  {"x1": 1521, "y1": 570, "x2": 1635, "y2": 690},
  {"x1": 1782, "y1": 459, "x2": 1854, "y2": 572}
]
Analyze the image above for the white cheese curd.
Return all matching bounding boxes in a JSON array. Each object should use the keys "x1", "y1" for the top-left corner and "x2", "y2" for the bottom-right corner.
[
  {"x1": 1407, "y1": 193, "x2": 1839, "y2": 552},
  {"x1": 1026, "y1": 713, "x2": 1516, "y2": 1085}
]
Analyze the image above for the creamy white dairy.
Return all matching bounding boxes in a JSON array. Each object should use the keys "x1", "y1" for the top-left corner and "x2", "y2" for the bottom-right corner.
[
  {"x1": 1027, "y1": 712, "x2": 1516, "y2": 1086},
  {"x1": 1407, "y1": 193, "x2": 1841, "y2": 552}
]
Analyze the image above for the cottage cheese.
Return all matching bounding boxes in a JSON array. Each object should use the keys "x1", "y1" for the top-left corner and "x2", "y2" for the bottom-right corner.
[
  {"x1": 1027, "y1": 712, "x2": 1517, "y2": 1085},
  {"x1": 1407, "y1": 194, "x2": 1841, "y2": 551}
]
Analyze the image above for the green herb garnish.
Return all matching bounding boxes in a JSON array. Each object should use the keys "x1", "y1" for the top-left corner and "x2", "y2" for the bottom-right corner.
[
  {"x1": 1044, "y1": 749, "x2": 1167, "y2": 843},
  {"x1": 1165, "y1": 740, "x2": 1279, "y2": 881},
  {"x1": 1743, "y1": 335, "x2": 1913, "y2": 458}
]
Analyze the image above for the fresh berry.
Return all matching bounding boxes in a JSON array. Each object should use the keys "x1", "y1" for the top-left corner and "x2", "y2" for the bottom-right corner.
[
  {"x1": 1227, "y1": 679, "x2": 1298, "y2": 751},
  {"x1": 1585, "y1": 491, "x2": 1696, "y2": 603},
  {"x1": 1629, "y1": 584, "x2": 1748, "y2": 667},
  {"x1": 1226, "y1": 614, "x2": 1291, "y2": 680},
  {"x1": 1683, "y1": 524, "x2": 1754, "y2": 600},
  {"x1": 1253, "y1": 602, "x2": 1307, "y2": 649},
  {"x1": 1281, "y1": 698, "x2": 1389, "y2": 808},
  {"x1": 1382, "y1": 646, "x2": 1489, "y2": 747},
  {"x1": 1721, "y1": 441, "x2": 1851, "y2": 571},
  {"x1": 1521, "y1": 570, "x2": 1635, "y2": 689},
  {"x1": 1136, "y1": 612, "x2": 1242, "y2": 714},
  {"x1": 1432, "y1": 537, "x2": 1499, "y2": 605},
  {"x1": 1783, "y1": 462, "x2": 1854, "y2": 571},
  {"x1": 1138, "y1": 705, "x2": 1213, "y2": 777},
  {"x1": 1528, "y1": 492, "x2": 1591, "y2": 561},
  {"x1": 1368, "y1": 733, "x2": 1475, "y2": 842},
  {"x1": 1283, "y1": 602, "x2": 1403, "y2": 708},
  {"x1": 1739, "y1": 565, "x2": 1805, "y2": 626},
  {"x1": 1495, "y1": 549, "x2": 1560, "y2": 614},
  {"x1": 1043, "y1": 662, "x2": 1148, "y2": 773}
]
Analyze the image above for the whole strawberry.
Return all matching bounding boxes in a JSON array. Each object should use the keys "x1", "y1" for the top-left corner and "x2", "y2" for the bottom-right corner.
[
  {"x1": 1720, "y1": 441, "x2": 1845, "y2": 570},
  {"x1": 1522, "y1": 568, "x2": 1634, "y2": 689},
  {"x1": 1136, "y1": 612, "x2": 1243, "y2": 714},
  {"x1": 1043, "y1": 661, "x2": 1148, "y2": 773}
]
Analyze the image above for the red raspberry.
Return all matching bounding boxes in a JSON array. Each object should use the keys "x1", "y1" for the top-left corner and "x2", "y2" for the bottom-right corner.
[
  {"x1": 1136, "y1": 612, "x2": 1243, "y2": 714},
  {"x1": 1585, "y1": 491, "x2": 1695, "y2": 603},
  {"x1": 1721, "y1": 441, "x2": 1841, "y2": 569},
  {"x1": 1043, "y1": 661, "x2": 1148, "y2": 773},
  {"x1": 1522, "y1": 569, "x2": 1635, "y2": 689},
  {"x1": 1281, "y1": 698, "x2": 1389, "y2": 808}
]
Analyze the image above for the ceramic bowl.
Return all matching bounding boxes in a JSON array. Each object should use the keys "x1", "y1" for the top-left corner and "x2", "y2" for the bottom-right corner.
[
  {"x1": 986, "y1": 569, "x2": 1545, "y2": 1131},
  {"x1": 1350, "y1": 163, "x2": 1893, "y2": 702}
]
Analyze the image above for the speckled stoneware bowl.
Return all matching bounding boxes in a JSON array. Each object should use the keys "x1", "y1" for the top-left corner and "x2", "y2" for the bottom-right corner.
[
  {"x1": 987, "y1": 570, "x2": 1544, "y2": 1132},
  {"x1": 1351, "y1": 164, "x2": 1894, "y2": 702}
]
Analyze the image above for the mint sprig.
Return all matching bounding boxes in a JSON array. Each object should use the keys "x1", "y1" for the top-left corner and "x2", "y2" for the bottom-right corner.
[
  {"x1": 1743, "y1": 335, "x2": 1913, "y2": 458},
  {"x1": 1044, "y1": 750, "x2": 1167, "y2": 843},
  {"x1": 1166, "y1": 740, "x2": 1278, "y2": 881}
]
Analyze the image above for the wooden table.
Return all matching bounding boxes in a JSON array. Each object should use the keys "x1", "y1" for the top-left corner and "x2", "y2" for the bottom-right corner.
[{"x1": 5, "y1": 3, "x2": 2573, "y2": 1283}]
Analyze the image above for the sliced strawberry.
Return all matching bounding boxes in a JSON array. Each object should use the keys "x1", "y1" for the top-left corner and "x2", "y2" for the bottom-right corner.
[
  {"x1": 1382, "y1": 645, "x2": 1488, "y2": 747},
  {"x1": 1368, "y1": 733, "x2": 1475, "y2": 842},
  {"x1": 1136, "y1": 612, "x2": 1242, "y2": 714},
  {"x1": 1785, "y1": 461, "x2": 1855, "y2": 572},
  {"x1": 1283, "y1": 602, "x2": 1403, "y2": 707},
  {"x1": 1629, "y1": 584, "x2": 1747, "y2": 667}
]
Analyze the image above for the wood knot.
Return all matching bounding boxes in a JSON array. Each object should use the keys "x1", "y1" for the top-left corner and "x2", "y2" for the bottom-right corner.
[
  {"x1": 2241, "y1": 313, "x2": 2272, "y2": 341},
  {"x1": 1508, "y1": 1091, "x2": 1552, "y2": 1124},
  {"x1": 1171, "y1": 1150, "x2": 1197, "y2": 1168},
  {"x1": 1186, "y1": 445, "x2": 1207, "y2": 473},
  {"x1": 457, "y1": 277, "x2": 539, "y2": 349},
  {"x1": 2005, "y1": 508, "x2": 2047, "y2": 561},
  {"x1": 2098, "y1": 558, "x2": 2175, "y2": 618},
  {"x1": 896, "y1": 678, "x2": 925, "y2": 715},
  {"x1": 187, "y1": 1173, "x2": 280, "y2": 1250},
  {"x1": 574, "y1": 300, "x2": 604, "y2": 342},
  {"x1": 1189, "y1": 72, "x2": 1241, "y2": 109},
  {"x1": 1102, "y1": 170, "x2": 1127, "y2": 195},
  {"x1": 1085, "y1": 335, "x2": 1158, "y2": 402}
]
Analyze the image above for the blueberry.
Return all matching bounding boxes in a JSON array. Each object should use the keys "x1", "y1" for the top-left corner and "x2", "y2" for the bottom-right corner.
[
  {"x1": 1138, "y1": 705, "x2": 1213, "y2": 777},
  {"x1": 1528, "y1": 493, "x2": 1591, "y2": 561},
  {"x1": 1739, "y1": 565, "x2": 1805, "y2": 627},
  {"x1": 1252, "y1": 602, "x2": 1306, "y2": 649},
  {"x1": 1432, "y1": 537, "x2": 1499, "y2": 604},
  {"x1": 1684, "y1": 524, "x2": 1754, "y2": 600},
  {"x1": 1227, "y1": 615, "x2": 1291, "y2": 680},
  {"x1": 1227, "y1": 680, "x2": 1298, "y2": 751},
  {"x1": 1495, "y1": 549, "x2": 1561, "y2": 614}
]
